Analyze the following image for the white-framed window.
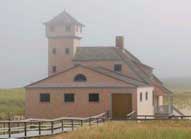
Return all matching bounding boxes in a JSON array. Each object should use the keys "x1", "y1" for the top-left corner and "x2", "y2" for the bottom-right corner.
[
  {"x1": 145, "y1": 92, "x2": 148, "y2": 101},
  {"x1": 140, "y1": 92, "x2": 143, "y2": 102}
]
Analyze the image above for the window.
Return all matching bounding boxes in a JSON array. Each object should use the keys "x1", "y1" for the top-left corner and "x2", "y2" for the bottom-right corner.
[
  {"x1": 64, "y1": 94, "x2": 74, "y2": 103},
  {"x1": 65, "y1": 25, "x2": 71, "y2": 32},
  {"x1": 140, "y1": 92, "x2": 142, "y2": 102},
  {"x1": 65, "y1": 48, "x2": 70, "y2": 54},
  {"x1": 76, "y1": 26, "x2": 79, "y2": 32},
  {"x1": 40, "y1": 93, "x2": 50, "y2": 102},
  {"x1": 145, "y1": 92, "x2": 148, "y2": 101},
  {"x1": 89, "y1": 93, "x2": 99, "y2": 102},
  {"x1": 80, "y1": 26, "x2": 82, "y2": 33},
  {"x1": 49, "y1": 26, "x2": 55, "y2": 32},
  {"x1": 52, "y1": 66, "x2": 56, "y2": 73},
  {"x1": 74, "y1": 74, "x2": 87, "y2": 82},
  {"x1": 52, "y1": 48, "x2": 56, "y2": 54},
  {"x1": 114, "y1": 64, "x2": 122, "y2": 72}
]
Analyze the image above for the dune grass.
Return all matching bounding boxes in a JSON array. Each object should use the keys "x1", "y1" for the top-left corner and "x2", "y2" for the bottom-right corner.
[
  {"x1": 173, "y1": 91, "x2": 191, "y2": 109},
  {"x1": 0, "y1": 88, "x2": 25, "y2": 119},
  {"x1": 36, "y1": 121, "x2": 191, "y2": 139}
]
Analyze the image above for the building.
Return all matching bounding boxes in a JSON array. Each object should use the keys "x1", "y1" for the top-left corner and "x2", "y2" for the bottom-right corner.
[{"x1": 25, "y1": 11, "x2": 173, "y2": 119}]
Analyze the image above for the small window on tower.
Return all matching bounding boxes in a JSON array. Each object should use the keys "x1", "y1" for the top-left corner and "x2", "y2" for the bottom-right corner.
[
  {"x1": 49, "y1": 26, "x2": 55, "y2": 32},
  {"x1": 76, "y1": 26, "x2": 79, "y2": 32},
  {"x1": 52, "y1": 66, "x2": 56, "y2": 73},
  {"x1": 65, "y1": 48, "x2": 70, "y2": 54},
  {"x1": 65, "y1": 25, "x2": 71, "y2": 32},
  {"x1": 52, "y1": 48, "x2": 56, "y2": 54}
]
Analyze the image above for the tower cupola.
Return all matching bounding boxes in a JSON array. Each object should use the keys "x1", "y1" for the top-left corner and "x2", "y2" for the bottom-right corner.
[{"x1": 44, "y1": 11, "x2": 84, "y2": 39}]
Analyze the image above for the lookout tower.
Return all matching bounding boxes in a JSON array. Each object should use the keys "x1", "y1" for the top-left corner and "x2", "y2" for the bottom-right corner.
[{"x1": 44, "y1": 11, "x2": 84, "y2": 75}]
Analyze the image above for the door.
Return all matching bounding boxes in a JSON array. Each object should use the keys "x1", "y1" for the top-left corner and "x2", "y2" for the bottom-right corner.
[{"x1": 112, "y1": 94, "x2": 132, "y2": 119}]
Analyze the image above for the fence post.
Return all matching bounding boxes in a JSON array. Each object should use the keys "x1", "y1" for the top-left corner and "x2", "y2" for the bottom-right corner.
[
  {"x1": 51, "y1": 121, "x2": 54, "y2": 134},
  {"x1": 71, "y1": 120, "x2": 74, "y2": 131},
  {"x1": 38, "y1": 122, "x2": 41, "y2": 135},
  {"x1": 24, "y1": 122, "x2": 27, "y2": 137},
  {"x1": 107, "y1": 111, "x2": 110, "y2": 120},
  {"x1": 61, "y1": 120, "x2": 64, "y2": 132},
  {"x1": 96, "y1": 118, "x2": 99, "y2": 126},
  {"x1": 89, "y1": 117, "x2": 91, "y2": 126},
  {"x1": 3, "y1": 123, "x2": 5, "y2": 135},
  {"x1": 80, "y1": 120, "x2": 83, "y2": 127},
  {"x1": 8, "y1": 122, "x2": 11, "y2": 138}
]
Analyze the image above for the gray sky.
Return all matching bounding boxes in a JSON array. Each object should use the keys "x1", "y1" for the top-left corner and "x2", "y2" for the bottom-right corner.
[{"x1": 0, "y1": 0, "x2": 191, "y2": 88}]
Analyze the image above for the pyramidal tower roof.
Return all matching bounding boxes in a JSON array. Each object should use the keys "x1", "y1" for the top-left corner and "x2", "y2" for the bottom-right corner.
[{"x1": 45, "y1": 11, "x2": 84, "y2": 26}]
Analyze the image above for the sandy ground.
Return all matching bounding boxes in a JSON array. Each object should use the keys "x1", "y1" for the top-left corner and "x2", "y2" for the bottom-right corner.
[{"x1": 180, "y1": 108, "x2": 191, "y2": 115}]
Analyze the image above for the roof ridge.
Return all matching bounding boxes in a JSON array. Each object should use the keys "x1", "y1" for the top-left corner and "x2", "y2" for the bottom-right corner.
[
  {"x1": 45, "y1": 11, "x2": 84, "y2": 26},
  {"x1": 26, "y1": 64, "x2": 136, "y2": 88}
]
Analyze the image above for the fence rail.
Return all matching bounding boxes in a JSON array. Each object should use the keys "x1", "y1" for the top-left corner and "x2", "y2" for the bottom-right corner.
[
  {"x1": 0, "y1": 112, "x2": 109, "y2": 139},
  {"x1": 127, "y1": 114, "x2": 191, "y2": 120}
]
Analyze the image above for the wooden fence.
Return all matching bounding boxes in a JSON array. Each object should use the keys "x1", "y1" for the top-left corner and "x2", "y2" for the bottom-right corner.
[
  {"x1": 0, "y1": 112, "x2": 109, "y2": 139},
  {"x1": 127, "y1": 114, "x2": 191, "y2": 120}
]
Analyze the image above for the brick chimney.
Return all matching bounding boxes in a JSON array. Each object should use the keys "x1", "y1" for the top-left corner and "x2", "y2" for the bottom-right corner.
[{"x1": 115, "y1": 36, "x2": 124, "y2": 49}]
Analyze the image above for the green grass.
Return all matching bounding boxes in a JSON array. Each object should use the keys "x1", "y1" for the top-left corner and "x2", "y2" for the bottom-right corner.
[
  {"x1": 0, "y1": 88, "x2": 25, "y2": 120},
  {"x1": 36, "y1": 121, "x2": 191, "y2": 139}
]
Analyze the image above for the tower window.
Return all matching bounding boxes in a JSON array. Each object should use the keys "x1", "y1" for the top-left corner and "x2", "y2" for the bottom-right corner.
[
  {"x1": 52, "y1": 48, "x2": 56, "y2": 54},
  {"x1": 49, "y1": 26, "x2": 55, "y2": 32},
  {"x1": 114, "y1": 64, "x2": 122, "y2": 72},
  {"x1": 76, "y1": 26, "x2": 79, "y2": 32},
  {"x1": 52, "y1": 66, "x2": 56, "y2": 73},
  {"x1": 65, "y1": 48, "x2": 70, "y2": 54},
  {"x1": 74, "y1": 74, "x2": 87, "y2": 82},
  {"x1": 65, "y1": 25, "x2": 71, "y2": 32}
]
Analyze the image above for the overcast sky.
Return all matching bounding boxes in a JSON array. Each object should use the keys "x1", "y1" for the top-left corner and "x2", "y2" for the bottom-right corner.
[{"x1": 0, "y1": 0, "x2": 191, "y2": 88}]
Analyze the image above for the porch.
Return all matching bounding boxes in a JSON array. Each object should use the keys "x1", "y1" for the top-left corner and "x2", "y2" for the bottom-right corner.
[{"x1": 154, "y1": 93, "x2": 173, "y2": 116}]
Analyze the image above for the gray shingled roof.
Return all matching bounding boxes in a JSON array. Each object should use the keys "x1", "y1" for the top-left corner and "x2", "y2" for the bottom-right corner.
[
  {"x1": 73, "y1": 46, "x2": 153, "y2": 84},
  {"x1": 73, "y1": 46, "x2": 167, "y2": 89},
  {"x1": 73, "y1": 47, "x2": 122, "y2": 61},
  {"x1": 45, "y1": 11, "x2": 84, "y2": 26}
]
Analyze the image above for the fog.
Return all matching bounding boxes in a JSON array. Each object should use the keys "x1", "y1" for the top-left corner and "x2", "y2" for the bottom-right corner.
[{"x1": 0, "y1": 0, "x2": 191, "y2": 88}]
